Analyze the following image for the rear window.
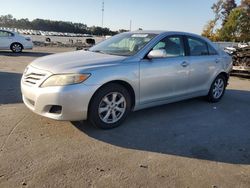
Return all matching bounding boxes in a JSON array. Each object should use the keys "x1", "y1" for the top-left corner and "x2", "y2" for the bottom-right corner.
[{"x1": 187, "y1": 37, "x2": 209, "y2": 56}]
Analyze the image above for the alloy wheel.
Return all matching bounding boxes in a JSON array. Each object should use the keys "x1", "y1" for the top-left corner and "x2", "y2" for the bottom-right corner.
[
  {"x1": 98, "y1": 92, "x2": 126, "y2": 124},
  {"x1": 12, "y1": 44, "x2": 22, "y2": 52},
  {"x1": 212, "y1": 78, "x2": 225, "y2": 99}
]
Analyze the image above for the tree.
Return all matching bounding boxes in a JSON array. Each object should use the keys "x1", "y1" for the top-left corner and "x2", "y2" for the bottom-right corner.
[
  {"x1": 241, "y1": 0, "x2": 250, "y2": 9},
  {"x1": 218, "y1": 7, "x2": 249, "y2": 41},
  {"x1": 0, "y1": 14, "x2": 15, "y2": 27},
  {"x1": 241, "y1": 0, "x2": 250, "y2": 15},
  {"x1": 221, "y1": 0, "x2": 237, "y2": 25},
  {"x1": 118, "y1": 29, "x2": 129, "y2": 33},
  {"x1": 211, "y1": 0, "x2": 224, "y2": 23},
  {"x1": 202, "y1": 20, "x2": 218, "y2": 41},
  {"x1": 239, "y1": 2, "x2": 250, "y2": 41},
  {"x1": 0, "y1": 14, "x2": 119, "y2": 36},
  {"x1": 202, "y1": 0, "x2": 250, "y2": 42},
  {"x1": 202, "y1": 0, "x2": 223, "y2": 41}
]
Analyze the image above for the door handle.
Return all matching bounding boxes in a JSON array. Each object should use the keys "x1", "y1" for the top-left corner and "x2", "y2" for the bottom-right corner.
[
  {"x1": 181, "y1": 61, "x2": 189, "y2": 67},
  {"x1": 215, "y1": 59, "x2": 220, "y2": 63}
]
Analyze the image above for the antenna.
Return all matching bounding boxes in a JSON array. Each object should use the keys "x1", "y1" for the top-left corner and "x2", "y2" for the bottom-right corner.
[{"x1": 102, "y1": 1, "x2": 104, "y2": 28}]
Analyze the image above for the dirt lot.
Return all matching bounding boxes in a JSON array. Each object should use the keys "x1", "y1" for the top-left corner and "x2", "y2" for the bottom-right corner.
[{"x1": 0, "y1": 48, "x2": 250, "y2": 188}]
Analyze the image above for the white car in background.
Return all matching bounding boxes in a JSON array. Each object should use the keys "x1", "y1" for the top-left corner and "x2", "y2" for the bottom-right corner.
[{"x1": 0, "y1": 29, "x2": 33, "y2": 53}]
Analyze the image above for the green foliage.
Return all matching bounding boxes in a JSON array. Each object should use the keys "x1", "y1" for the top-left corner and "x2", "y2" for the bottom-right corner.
[
  {"x1": 221, "y1": 0, "x2": 237, "y2": 25},
  {"x1": 239, "y1": 8, "x2": 250, "y2": 41},
  {"x1": 202, "y1": 0, "x2": 250, "y2": 42},
  {"x1": 0, "y1": 14, "x2": 118, "y2": 36},
  {"x1": 218, "y1": 8, "x2": 243, "y2": 41},
  {"x1": 218, "y1": 6, "x2": 250, "y2": 41}
]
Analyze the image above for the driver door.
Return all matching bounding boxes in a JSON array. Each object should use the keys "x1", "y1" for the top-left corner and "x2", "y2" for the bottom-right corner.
[{"x1": 139, "y1": 35, "x2": 190, "y2": 104}]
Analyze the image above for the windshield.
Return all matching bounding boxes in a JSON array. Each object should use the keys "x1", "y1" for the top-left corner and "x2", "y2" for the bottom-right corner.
[{"x1": 89, "y1": 33, "x2": 157, "y2": 56}]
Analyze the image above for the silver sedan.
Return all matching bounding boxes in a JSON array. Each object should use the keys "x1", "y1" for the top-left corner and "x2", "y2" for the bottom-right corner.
[{"x1": 21, "y1": 31, "x2": 232, "y2": 129}]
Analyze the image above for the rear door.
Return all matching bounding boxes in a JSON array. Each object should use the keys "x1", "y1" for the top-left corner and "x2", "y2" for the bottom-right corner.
[
  {"x1": 0, "y1": 30, "x2": 14, "y2": 49},
  {"x1": 185, "y1": 36, "x2": 220, "y2": 93},
  {"x1": 139, "y1": 35, "x2": 190, "y2": 104}
]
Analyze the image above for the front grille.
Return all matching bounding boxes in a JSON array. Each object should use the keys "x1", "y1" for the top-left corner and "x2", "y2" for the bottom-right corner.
[
  {"x1": 24, "y1": 73, "x2": 46, "y2": 85},
  {"x1": 22, "y1": 66, "x2": 51, "y2": 87}
]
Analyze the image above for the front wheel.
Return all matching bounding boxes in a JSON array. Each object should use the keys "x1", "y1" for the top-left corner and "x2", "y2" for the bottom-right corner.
[
  {"x1": 207, "y1": 75, "x2": 226, "y2": 103},
  {"x1": 89, "y1": 83, "x2": 131, "y2": 129}
]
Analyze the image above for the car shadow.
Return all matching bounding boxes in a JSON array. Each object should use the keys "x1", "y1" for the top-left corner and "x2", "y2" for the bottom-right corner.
[
  {"x1": 72, "y1": 89, "x2": 250, "y2": 165},
  {"x1": 0, "y1": 71, "x2": 22, "y2": 104},
  {"x1": 0, "y1": 51, "x2": 52, "y2": 57}
]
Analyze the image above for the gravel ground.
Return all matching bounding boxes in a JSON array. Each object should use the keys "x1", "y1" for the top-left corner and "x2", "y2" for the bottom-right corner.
[{"x1": 0, "y1": 48, "x2": 250, "y2": 188}]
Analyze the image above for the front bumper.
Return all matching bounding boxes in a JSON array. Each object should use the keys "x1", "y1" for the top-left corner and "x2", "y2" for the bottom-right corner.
[{"x1": 21, "y1": 81, "x2": 99, "y2": 121}]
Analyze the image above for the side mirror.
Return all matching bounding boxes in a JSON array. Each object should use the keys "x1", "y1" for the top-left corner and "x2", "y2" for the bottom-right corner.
[{"x1": 147, "y1": 49, "x2": 167, "y2": 59}]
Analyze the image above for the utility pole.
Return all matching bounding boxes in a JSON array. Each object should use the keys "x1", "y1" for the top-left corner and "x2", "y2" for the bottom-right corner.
[
  {"x1": 129, "y1": 20, "x2": 132, "y2": 31},
  {"x1": 102, "y1": 0, "x2": 104, "y2": 28}
]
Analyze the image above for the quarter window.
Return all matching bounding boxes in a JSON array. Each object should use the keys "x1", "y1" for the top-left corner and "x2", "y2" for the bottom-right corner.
[
  {"x1": 187, "y1": 37, "x2": 209, "y2": 56},
  {"x1": 153, "y1": 36, "x2": 185, "y2": 57},
  {"x1": 207, "y1": 44, "x2": 218, "y2": 55}
]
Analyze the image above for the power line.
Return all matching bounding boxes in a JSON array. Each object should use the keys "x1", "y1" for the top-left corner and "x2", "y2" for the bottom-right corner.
[{"x1": 102, "y1": 1, "x2": 104, "y2": 28}]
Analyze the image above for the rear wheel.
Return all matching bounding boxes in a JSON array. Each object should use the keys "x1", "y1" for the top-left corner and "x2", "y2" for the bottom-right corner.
[
  {"x1": 11, "y1": 43, "x2": 23, "y2": 53},
  {"x1": 89, "y1": 83, "x2": 131, "y2": 129},
  {"x1": 207, "y1": 75, "x2": 226, "y2": 103}
]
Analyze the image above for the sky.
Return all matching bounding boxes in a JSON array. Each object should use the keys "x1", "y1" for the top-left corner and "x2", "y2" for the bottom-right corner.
[{"x1": 0, "y1": 0, "x2": 241, "y2": 34}]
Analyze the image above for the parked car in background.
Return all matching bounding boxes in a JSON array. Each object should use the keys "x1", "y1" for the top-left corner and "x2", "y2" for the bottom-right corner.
[
  {"x1": 21, "y1": 31, "x2": 232, "y2": 129},
  {"x1": 0, "y1": 29, "x2": 33, "y2": 52}
]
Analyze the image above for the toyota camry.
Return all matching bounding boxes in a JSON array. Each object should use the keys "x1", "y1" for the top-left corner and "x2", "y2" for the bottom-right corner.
[{"x1": 21, "y1": 31, "x2": 232, "y2": 129}]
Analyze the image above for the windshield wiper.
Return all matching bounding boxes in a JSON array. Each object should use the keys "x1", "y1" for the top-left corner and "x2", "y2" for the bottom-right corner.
[{"x1": 91, "y1": 50, "x2": 107, "y2": 54}]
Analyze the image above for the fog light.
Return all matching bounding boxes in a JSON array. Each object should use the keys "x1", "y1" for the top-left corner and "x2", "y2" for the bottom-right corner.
[{"x1": 49, "y1": 105, "x2": 62, "y2": 114}]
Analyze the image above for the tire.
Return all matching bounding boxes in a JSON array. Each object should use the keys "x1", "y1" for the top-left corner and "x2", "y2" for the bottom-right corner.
[
  {"x1": 207, "y1": 74, "x2": 226, "y2": 103},
  {"x1": 89, "y1": 83, "x2": 131, "y2": 129},
  {"x1": 11, "y1": 43, "x2": 23, "y2": 53}
]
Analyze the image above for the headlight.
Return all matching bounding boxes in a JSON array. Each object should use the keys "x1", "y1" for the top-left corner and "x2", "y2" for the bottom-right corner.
[{"x1": 40, "y1": 74, "x2": 90, "y2": 87}]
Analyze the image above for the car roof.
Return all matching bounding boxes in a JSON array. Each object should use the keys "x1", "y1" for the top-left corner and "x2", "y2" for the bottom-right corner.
[
  {"x1": 131, "y1": 30, "x2": 203, "y2": 37},
  {"x1": 131, "y1": 30, "x2": 166, "y2": 35},
  {"x1": 130, "y1": 30, "x2": 213, "y2": 45}
]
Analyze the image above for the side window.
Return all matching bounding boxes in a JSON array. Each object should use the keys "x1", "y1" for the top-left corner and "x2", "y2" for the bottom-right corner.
[
  {"x1": 0, "y1": 31, "x2": 13, "y2": 37},
  {"x1": 187, "y1": 37, "x2": 209, "y2": 56},
  {"x1": 0, "y1": 31, "x2": 6, "y2": 37},
  {"x1": 153, "y1": 36, "x2": 185, "y2": 57},
  {"x1": 207, "y1": 44, "x2": 218, "y2": 55}
]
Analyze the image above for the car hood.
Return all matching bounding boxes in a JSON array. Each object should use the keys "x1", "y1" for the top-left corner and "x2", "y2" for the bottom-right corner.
[{"x1": 30, "y1": 50, "x2": 127, "y2": 73}]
